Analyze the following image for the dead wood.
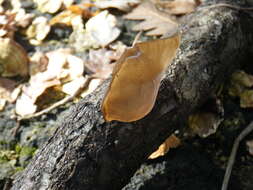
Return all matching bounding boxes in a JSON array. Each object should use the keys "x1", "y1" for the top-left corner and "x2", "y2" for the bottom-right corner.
[{"x1": 11, "y1": 2, "x2": 253, "y2": 190}]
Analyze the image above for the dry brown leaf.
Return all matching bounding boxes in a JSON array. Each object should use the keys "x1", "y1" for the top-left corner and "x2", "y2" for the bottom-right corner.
[
  {"x1": 50, "y1": 10, "x2": 78, "y2": 26},
  {"x1": 0, "y1": 78, "x2": 19, "y2": 102},
  {"x1": 229, "y1": 71, "x2": 253, "y2": 108},
  {"x1": 33, "y1": 0, "x2": 74, "y2": 14},
  {"x1": 85, "y1": 10, "x2": 120, "y2": 47},
  {"x1": 70, "y1": 10, "x2": 120, "y2": 50},
  {"x1": 62, "y1": 76, "x2": 87, "y2": 96},
  {"x1": 149, "y1": 134, "x2": 181, "y2": 159},
  {"x1": 0, "y1": 12, "x2": 16, "y2": 38},
  {"x1": 86, "y1": 48, "x2": 119, "y2": 79},
  {"x1": 239, "y1": 90, "x2": 253, "y2": 108},
  {"x1": 189, "y1": 112, "x2": 223, "y2": 138},
  {"x1": 26, "y1": 16, "x2": 51, "y2": 45},
  {"x1": 29, "y1": 52, "x2": 49, "y2": 76},
  {"x1": 0, "y1": 7, "x2": 33, "y2": 37},
  {"x1": 0, "y1": 37, "x2": 29, "y2": 77},
  {"x1": 15, "y1": 79, "x2": 61, "y2": 116},
  {"x1": 188, "y1": 98, "x2": 223, "y2": 138},
  {"x1": 15, "y1": 49, "x2": 85, "y2": 116},
  {"x1": 95, "y1": 0, "x2": 140, "y2": 11},
  {"x1": 159, "y1": 0, "x2": 201, "y2": 15},
  {"x1": 50, "y1": 4, "x2": 96, "y2": 26},
  {"x1": 124, "y1": 1, "x2": 178, "y2": 36},
  {"x1": 14, "y1": 8, "x2": 34, "y2": 28},
  {"x1": 66, "y1": 54, "x2": 85, "y2": 80}
]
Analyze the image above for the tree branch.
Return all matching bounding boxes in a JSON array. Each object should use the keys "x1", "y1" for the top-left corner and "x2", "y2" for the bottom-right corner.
[{"x1": 11, "y1": 3, "x2": 253, "y2": 190}]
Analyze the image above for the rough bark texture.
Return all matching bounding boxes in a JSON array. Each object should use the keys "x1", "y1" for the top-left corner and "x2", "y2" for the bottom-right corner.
[{"x1": 11, "y1": 2, "x2": 253, "y2": 190}]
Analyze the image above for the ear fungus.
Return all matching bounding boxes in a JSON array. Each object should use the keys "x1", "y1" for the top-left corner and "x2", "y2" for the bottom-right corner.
[{"x1": 101, "y1": 33, "x2": 180, "y2": 122}]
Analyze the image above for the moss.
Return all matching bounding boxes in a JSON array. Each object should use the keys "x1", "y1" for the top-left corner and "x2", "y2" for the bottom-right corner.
[
  {"x1": 19, "y1": 146, "x2": 37, "y2": 157},
  {"x1": 0, "y1": 141, "x2": 8, "y2": 146},
  {"x1": 14, "y1": 166, "x2": 24, "y2": 173},
  {"x1": 15, "y1": 144, "x2": 22, "y2": 154}
]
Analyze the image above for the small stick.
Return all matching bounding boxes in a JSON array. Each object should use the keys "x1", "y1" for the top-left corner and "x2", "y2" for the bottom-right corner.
[
  {"x1": 132, "y1": 31, "x2": 143, "y2": 47},
  {"x1": 221, "y1": 121, "x2": 253, "y2": 190},
  {"x1": 18, "y1": 77, "x2": 91, "y2": 121},
  {"x1": 12, "y1": 76, "x2": 92, "y2": 137}
]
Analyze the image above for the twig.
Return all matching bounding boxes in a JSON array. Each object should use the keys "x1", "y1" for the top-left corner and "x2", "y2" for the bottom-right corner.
[
  {"x1": 221, "y1": 121, "x2": 253, "y2": 190},
  {"x1": 132, "y1": 31, "x2": 143, "y2": 47},
  {"x1": 18, "y1": 77, "x2": 91, "y2": 121},
  {"x1": 11, "y1": 76, "x2": 92, "y2": 137}
]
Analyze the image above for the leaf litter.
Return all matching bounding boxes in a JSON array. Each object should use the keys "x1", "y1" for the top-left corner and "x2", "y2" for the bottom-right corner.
[
  {"x1": 0, "y1": 0, "x2": 130, "y2": 117},
  {"x1": 1, "y1": 2, "x2": 252, "y2": 189},
  {"x1": 0, "y1": 0, "x2": 219, "y2": 160},
  {"x1": 125, "y1": 1, "x2": 178, "y2": 36},
  {"x1": 125, "y1": 0, "x2": 202, "y2": 36}
]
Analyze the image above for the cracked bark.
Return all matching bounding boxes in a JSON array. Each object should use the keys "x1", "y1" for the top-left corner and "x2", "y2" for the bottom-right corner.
[{"x1": 11, "y1": 2, "x2": 253, "y2": 190}]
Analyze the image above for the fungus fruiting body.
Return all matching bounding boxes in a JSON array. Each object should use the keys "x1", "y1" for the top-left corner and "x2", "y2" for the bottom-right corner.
[{"x1": 102, "y1": 33, "x2": 180, "y2": 122}]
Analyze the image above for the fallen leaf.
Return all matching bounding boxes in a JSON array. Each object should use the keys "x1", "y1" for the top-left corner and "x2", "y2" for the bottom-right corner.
[
  {"x1": 85, "y1": 10, "x2": 120, "y2": 46},
  {"x1": 0, "y1": 78, "x2": 19, "y2": 102},
  {"x1": 33, "y1": 0, "x2": 74, "y2": 14},
  {"x1": 14, "y1": 8, "x2": 34, "y2": 28},
  {"x1": 239, "y1": 90, "x2": 253, "y2": 108},
  {"x1": 159, "y1": 0, "x2": 201, "y2": 15},
  {"x1": 0, "y1": 12, "x2": 16, "y2": 38},
  {"x1": 188, "y1": 98, "x2": 224, "y2": 138},
  {"x1": 50, "y1": 10, "x2": 77, "y2": 26},
  {"x1": 95, "y1": 0, "x2": 140, "y2": 11},
  {"x1": 15, "y1": 92, "x2": 38, "y2": 116},
  {"x1": 231, "y1": 71, "x2": 253, "y2": 89},
  {"x1": 10, "y1": 0, "x2": 22, "y2": 12},
  {"x1": 70, "y1": 10, "x2": 120, "y2": 50},
  {"x1": 50, "y1": 4, "x2": 96, "y2": 26},
  {"x1": 26, "y1": 16, "x2": 51, "y2": 44},
  {"x1": 15, "y1": 79, "x2": 61, "y2": 116},
  {"x1": 189, "y1": 112, "x2": 223, "y2": 138},
  {"x1": 0, "y1": 6, "x2": 33, "y2": 38},
  {"x1": 124, "y1": 1, "x2": 178, "y2": 36},
  {"x1": 45, "y1": 49, "x2": 71, "y2": 80},
  {"x1": 66, "y1": 54, "x2": 85, "y2": 80},
  {"x1": 149, "y1": 134, "x2": 181, "y2": 159},
  {"x1": 34, "y1": 0, "x2": 62, "y2": 13},
  {"x1": 229, "y1": 71, "x2": 253, "y2": 108},
  {"x1": 62, "y1": 76, "x2": 87, "y2": 96},
  {"x1": 16, "y1": 48, "x2": 86, "y2": 116},
  {"x1": 0, "y1": 37, "x2": 29, "y2": 77},
  {"x1": 29, "y1": 52, "x2": 49, "y2": 76},
  {"x1": 86, "y1": 48, "x2": 118, "y2": 79}
]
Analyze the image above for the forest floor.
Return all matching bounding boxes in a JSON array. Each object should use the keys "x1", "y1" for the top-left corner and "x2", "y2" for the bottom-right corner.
[{"x1": 0, "y1": 0, "x2": 252, "y2": 190}]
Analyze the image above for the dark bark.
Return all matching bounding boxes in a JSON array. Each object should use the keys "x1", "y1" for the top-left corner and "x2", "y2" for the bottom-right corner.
[{"x1": 11, "y1": 2, "x2": 253, "y2": 190}]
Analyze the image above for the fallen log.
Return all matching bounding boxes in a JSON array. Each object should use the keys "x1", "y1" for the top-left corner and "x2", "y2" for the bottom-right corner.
[{"x1": 11, "y1": 2, "x2": 253, "y2": 190}]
